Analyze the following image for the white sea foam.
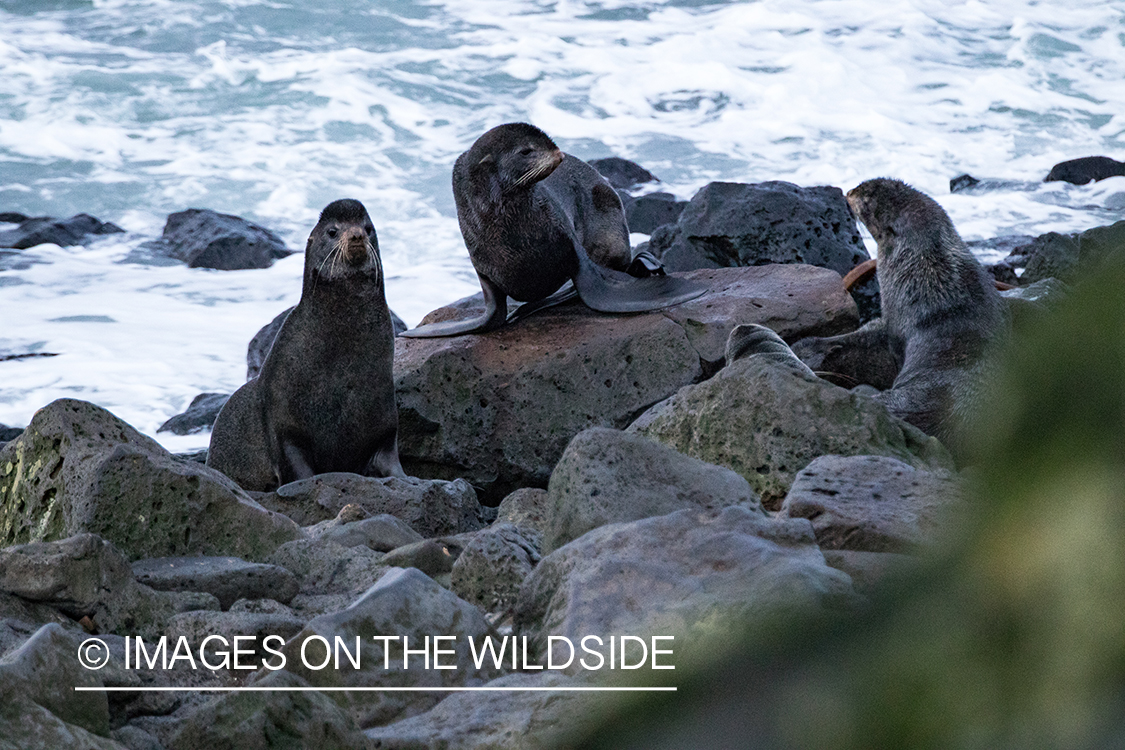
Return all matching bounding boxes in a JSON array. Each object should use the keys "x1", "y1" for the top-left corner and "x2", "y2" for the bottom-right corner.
[{"x1": 1, "y1": 0, "x2": 1123, "y2": 448}]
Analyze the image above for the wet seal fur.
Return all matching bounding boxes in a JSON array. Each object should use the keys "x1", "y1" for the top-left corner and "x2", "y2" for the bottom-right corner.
[
  {"x1": 400, "y1": 123, "x2": 705, "y2": 337},
  {"x1": 208, "y1": 199, "x2": 404, "y2": 491},
  {"x1": 729, "y1": 178, "x2": 1008, "y2": 451}
]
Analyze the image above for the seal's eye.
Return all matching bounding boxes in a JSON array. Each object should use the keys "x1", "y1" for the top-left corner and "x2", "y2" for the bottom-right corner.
[
  {"x1": 365, "y1": 224, "x2": 374, "y2": 235},
  {"x1": 327, "y1": 227, "x2": 338, "y2": 238},
  {"x1": 519, "y1": 147, "x2": 534, "y2": 156}
]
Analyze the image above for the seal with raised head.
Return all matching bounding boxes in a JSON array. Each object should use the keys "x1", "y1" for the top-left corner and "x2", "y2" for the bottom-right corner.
[
  {"x1": 207, "y1": 199, "x2": 404, "y2": 491},
  {"x1": 400, "y1": 123, "x2": 705, "y2": 337},
  {"x1": 729, "y1": 178, "x2": 1007, "y2": 450}
]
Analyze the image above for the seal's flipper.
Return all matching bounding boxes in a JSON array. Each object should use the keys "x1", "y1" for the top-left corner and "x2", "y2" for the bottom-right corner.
[
  {"x1": 572, "y1": 244, "x2": 705, "y2": 313},
  {"x1": 366, "y1": 436, "x2": 407, "y2": 479},
  {"x1": 626, "y1": 250, "x2": 666, "y2": 278},
  {"x1": 399, "y1": 274, "x2": 509, "y2": 338},
  {"x1": 507, "y1": 282, "x2": 579, "y2": 323}
]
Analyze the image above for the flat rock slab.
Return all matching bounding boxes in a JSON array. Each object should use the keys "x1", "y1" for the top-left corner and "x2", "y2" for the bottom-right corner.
[
  {"x1": 364, "y1": 671, "x2": 599, "y2": 749},
  {"x1": 515, "y1": 506, "x2": 856, "y2": 672},
  {"x1": 0, "y1": 399, "x2": 302, "y2": 561},
  {"x1": 544, "y1": 427, "x2": 763, "y2": 554},
  {"x1": 255, "y1": 472, "x2": 481, "y2": 537},
  {"x1": 628, "y1": 354, "x2": 953, "y2": 509},
  {"x1": 131, "y1": 556, "x2": 299, "y2": 610},
  {"x1": 395, "y1": 265, "x2": 856, "y2": 499},
  {"x1": 305, "y1": 512, "x2": 424, "y2": 552},
  {"x1": 777, "y1": 454, "x2": 966, "y2": 553}
]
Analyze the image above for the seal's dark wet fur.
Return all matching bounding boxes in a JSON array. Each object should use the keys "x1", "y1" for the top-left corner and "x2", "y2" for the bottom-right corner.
[
  {"x1": 208, "y1": 199, "x2": 404, "y2": 490},
  {"x1": 728, "y1": 179, "x2": 1007, "y2": 452},
  {"x1": 400, "y1": 123, "x2": 704, "y2": 337}
]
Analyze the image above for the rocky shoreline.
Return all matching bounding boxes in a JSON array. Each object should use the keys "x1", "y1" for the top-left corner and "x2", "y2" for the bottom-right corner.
[{"x1": 1, "y1": 156, "x2": 1123, "y2": 748}]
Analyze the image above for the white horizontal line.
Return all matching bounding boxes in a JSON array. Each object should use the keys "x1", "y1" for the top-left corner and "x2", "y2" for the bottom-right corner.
[{"x1": 74, "y1": 686, "x2": 676, "y2": 692}]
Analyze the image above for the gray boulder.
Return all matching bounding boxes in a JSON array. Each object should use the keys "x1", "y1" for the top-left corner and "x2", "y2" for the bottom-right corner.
[
  {"x1": 157, "y1": 393, "x2": 230, "y2": 436},
  {"x1": 777, "y1": 454, "x2": 966, "y2": 553},
  {"x1": 451, "y1": 522, "x2": 541, "y2": 614},
  {"x1": 1044, "y1": 155, "x2": 1125, "y2": 185},
  {"x1": 515, "y1": 507, "x2": 856, "y2": 671},
  {"x1": 628, "y1": 352, "x2": 953, "y2": 509},
  {"x1": 364, "y1": 671, "x2": 598, "y2": 749},
  {"x1": 0, "y1": 213, "x2": 124, "y2": 250},
  {"x1": 255, "y1": 472, "x2": 481, "y2": 536},
  {"x1": 306, "y1": 512, "x2": 424, "y2": 552},
  {"x1": 0, "y1": 534, "x2": 175, "y2": 638},
  {"x1": 275, "y1": 567, "x2": 501, "y2": 728},
  {"x1": 588, "y1": 157, "x2": 658, "y2": 190},
  {"x1": 0, "y1": 399, "x2": 302, "y2": 561},
  {"x1": 625, "y1": 192, "x2": 688, "y2": 234},
  {"x1": 165, "y1": 669, "x2": 369, "y2": 750},
  {"x1": 495, "y1": 488, "x2": 548, "y2": 534},
  {"x1": 821, "y1": 549, "x2": 921, "y2": 596},
  {"x1": 1008, "y1": 220, "x2": 1125, "y2": 285},
  {"x1": 163, "y1": 609, "x2": 306, "y2": 667},
  {"x1": 646, "y1": 181, "x2": 868, "y2": 275},
  {"x1": 139, "y1": 208, "x2": 293, "y2": 270},
  {"x1": 131, "y1": 556, "x2": 299, "y2": 610},
  {"x1": 0, "y1": 623, "x2": 126, "y2": 748},
  {"x1": 265, "y1": 538, "x2": 389, "y2": 619},
  {"x1": 396, "y1": 265, "x2": 856, "y2": 499},
  {"x1": 544, "y1": 427, "x2": 763, "y2": 553}
]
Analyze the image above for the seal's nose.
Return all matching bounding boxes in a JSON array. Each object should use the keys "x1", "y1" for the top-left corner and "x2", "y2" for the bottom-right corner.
[{"x1": 343, "y1": 228, "x2": 368, "y2": 265}]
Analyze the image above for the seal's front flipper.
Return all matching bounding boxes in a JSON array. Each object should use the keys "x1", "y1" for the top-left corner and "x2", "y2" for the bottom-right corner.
[
  {"x1": 399, "y1": 273, "x2": 508, "y2": 338},
  {"x1": 507, "y1": 281, "x2": 579, "y2": 324},
  {"x1": 573, "y1": 244, "x2": 705, "y2": 313}
]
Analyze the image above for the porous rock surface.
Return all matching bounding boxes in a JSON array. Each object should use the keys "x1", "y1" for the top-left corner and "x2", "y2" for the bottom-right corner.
[
  {"x1": 395, "y1": 264, "x2": 857, "y2": 499},
  {"x1": 543, "y1": 427, "x2": 762, "y2": 553},
  {"x1": 254, "y1": 472, "x2": 481, "y2": 536},
  {"x1": 645, "y1": 181, "x2": 868, "y2": 275},
  {"x1": 515, "y1": 506, "x2": 856, "y2": 672},
  {"x1": 0, "y1": 399, "x2": 302, "y2": 561},
  {"x1": 777, "y1": 454, "x2": 966, "y2": 553},
  {"x1": 628, "y1": 354, "x2": 953, "y2": 509}
]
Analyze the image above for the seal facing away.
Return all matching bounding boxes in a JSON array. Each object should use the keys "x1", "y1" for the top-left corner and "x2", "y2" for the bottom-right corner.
[
  {"x1": 400, "y1": 123, "x2": 705, "y2": 337},
  {"x1": 207, "y1": 199, "x2": 404, "y2": 491},
  {"x1": 730, "y1": 178, "x2": 1007, "y2": 452}
]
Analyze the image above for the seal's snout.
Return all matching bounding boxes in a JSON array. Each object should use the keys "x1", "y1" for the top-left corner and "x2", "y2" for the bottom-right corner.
[{"x1": 342, "y1": 227, "x2": 369, "y2": 266}]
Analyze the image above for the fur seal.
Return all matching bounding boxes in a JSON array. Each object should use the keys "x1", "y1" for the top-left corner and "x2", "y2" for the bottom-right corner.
[
  {"x1": 730, "y1": 178, "x2": 1008, "y2": 449},
  {"x1": 400, "y1": 123, "x2": 705, "y2": 337},
  {"x1": 207, "y1": 199, "x2": 404, "y2": 490}
]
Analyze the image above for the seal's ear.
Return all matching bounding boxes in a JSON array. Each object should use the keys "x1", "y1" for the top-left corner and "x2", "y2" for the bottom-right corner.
[{"x1": 477, "y1": 154, "x2": 494, "y2": 167}]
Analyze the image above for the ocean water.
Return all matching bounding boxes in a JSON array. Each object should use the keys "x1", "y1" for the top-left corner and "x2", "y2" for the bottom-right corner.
[{"x1": 1, "y1": 0, "x2": 1123, "y2": 451}]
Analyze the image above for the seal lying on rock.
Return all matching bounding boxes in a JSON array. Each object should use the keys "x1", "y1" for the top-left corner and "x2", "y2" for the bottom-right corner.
[
  {"x1": 731, "y1": 178, "x2": 1008, "y2": 450},
  {"x1": 208, "y1": 199, "x2": 404, "y2": 491},
  {"x1": 400, "y1": 123, "x2": 705, "y2": 337}
]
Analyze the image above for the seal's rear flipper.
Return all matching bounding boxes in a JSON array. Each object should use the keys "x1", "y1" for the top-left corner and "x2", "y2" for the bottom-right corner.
[
  {"x1": 399, "y1": 273, "x2": 509, "y2": 338},
  {"x1": 573, "y1": 244, "x2": 705, "y2": 313},
  {"x1": 507, "y1": 282, "x2": 579, "y2": 323},
  {"x1": 626, "y1": 250, "x2": 666, "y2": 278}
]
